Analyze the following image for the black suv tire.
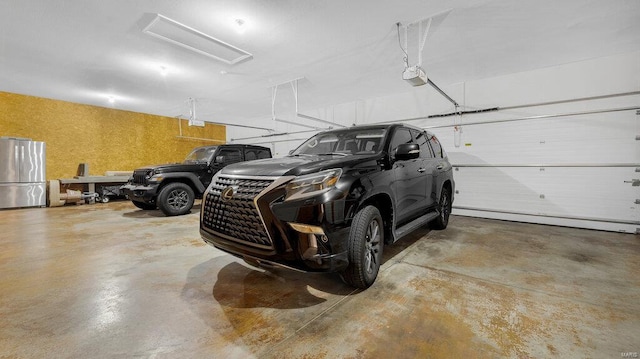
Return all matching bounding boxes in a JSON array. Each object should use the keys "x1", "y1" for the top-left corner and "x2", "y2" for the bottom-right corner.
[
  {"x1": 132, "y1": 200, "x2": 156, "y2": 210},
  {"x1": 157, "y1": 182, "x2": 195, "y2": 216},
  {"x1": 340, "y1": 205, "x2": 384, "y2": 289},
  {"x1": 431, "y1": 186, "x2": 451, "y2": 230}
]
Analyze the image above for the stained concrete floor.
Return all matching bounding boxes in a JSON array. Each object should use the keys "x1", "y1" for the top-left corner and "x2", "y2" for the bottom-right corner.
[{"x1": 0, "y1": 201, "x2": 638, "y2": 358}]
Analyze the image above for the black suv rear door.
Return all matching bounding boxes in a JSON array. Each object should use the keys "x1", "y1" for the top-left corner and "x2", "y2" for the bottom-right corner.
[{"x1": 411, "y1": 129, "x2": 438, "y2": 209}]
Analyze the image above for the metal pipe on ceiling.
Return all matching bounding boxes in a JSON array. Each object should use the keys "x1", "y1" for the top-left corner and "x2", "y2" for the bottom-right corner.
[
  {"x1": 427, "y1": 78, "x2": 459, "y2": 107},
  {"x1": 376, "y1": 90, "x2": 639, "y2": 123},
  {"x1": 498, "y1": 90, "x2": 640, "y2": 111},
  {"x1": 274, "y1": 118, "x2": 321, "y2": 130},
  {"x1": 231, "y1": 129, "x2": 318, "y2": 142},
  {"x1": 292, "y1": 79, "x2": 346, "y2": 128},
  {"x1": 209, "y1": 121, "x2": 274, "y2": 131},
  {"x1": 424, "y1": 106, "x2": 639, "y2": 129}
]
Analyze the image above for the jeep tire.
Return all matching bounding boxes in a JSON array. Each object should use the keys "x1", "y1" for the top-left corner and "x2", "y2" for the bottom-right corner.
[
  {"x1": 157, "y1": 182, "x2": 195, "y2": 216},
  {"x1": 340, "y1": 205, "x2": 384, "y2": 289}
]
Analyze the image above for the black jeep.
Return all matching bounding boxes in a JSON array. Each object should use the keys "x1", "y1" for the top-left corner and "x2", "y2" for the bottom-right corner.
[
  {"x1": 199, "y1": 124, "x2": 454, "y2": 288},
  {"x1": 122, "y1": 144, "x2": 271, "y2": 216}
]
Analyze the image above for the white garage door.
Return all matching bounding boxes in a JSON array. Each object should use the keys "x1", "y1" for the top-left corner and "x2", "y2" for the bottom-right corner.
[{"x1": 433, "y1": 104, "x2": 639, "y2": 233}]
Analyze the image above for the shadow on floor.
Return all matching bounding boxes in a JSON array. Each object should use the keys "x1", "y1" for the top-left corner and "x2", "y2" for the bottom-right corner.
[
  {"x1": 122, "y1": 205, "x2": 201, "y2": 218},
  {"x1": 184, "y1": 224, "x2": 433, "y2": 313}
]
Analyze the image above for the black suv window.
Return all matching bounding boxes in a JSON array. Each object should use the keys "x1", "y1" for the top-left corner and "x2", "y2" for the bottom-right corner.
[
  {"x1": 292, "y1": 128, "x2": 386, "y2": 156},
  {"x1": 218, "y1": 148, "x2": 242, "y2": 163},
  {"x1": 429, "y1": 134, "x2": 444, "y2": 158},
  {"x1": 411, "y1": 129, "x2": 434, "y2": 159}
]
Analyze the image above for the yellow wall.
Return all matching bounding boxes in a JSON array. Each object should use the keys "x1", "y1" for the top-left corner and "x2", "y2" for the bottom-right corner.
[{"x1": 0, "y1": 92, "x2": 226, "y2": 180}]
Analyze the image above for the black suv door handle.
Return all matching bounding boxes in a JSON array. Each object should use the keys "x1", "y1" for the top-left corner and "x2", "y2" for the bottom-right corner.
[
  {"x1": 436, "y1": 164, "x2": 444, "y2": 170},
  {"x1": 418, "y1": 168, "x2": 426, "y2": 173}
]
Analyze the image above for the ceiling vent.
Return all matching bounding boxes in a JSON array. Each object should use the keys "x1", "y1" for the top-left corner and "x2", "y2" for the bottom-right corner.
[{"x1": 143, "y1": 14, "x2": 253, "y2": 65}]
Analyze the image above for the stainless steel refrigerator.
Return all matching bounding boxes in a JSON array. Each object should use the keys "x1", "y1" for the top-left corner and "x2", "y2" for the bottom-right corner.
[{"x1": 0, "y1": 138, "x2": 46, "y2": 209}]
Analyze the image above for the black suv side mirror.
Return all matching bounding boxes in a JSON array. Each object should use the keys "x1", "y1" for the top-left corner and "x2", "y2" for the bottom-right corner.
[{"x1": 395, "y1": 143, "x2": 420, "y2": 160}]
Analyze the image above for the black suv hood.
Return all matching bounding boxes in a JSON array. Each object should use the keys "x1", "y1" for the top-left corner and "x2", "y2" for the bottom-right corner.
[
  {"x1": 136, "y1": 162, "x2": 208, "y2": 173},
  {"x1": 220, "y1": 154, "x2": 381, "y2": 177}
]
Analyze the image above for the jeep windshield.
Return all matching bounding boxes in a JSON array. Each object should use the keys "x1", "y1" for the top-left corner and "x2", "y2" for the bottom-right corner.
[
  {"x1": 291, "y1": 128, "x2": 387, "y2": 156},
  {"x1": 184, "y1": 146, "x2": 217, "y2": 163}
]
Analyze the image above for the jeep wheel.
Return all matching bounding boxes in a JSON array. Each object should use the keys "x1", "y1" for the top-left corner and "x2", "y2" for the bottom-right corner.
[
  {"x1": 132, "y1": 200, "x2": 156, "y2": 210},
  {"x1": 340, "y1": 205, "x2": 384, "y2": 289},
  {"x1": 431, "y1": 186, "x2": 451, "y2": 230},
  {"x1": 157, "y1": 182, "x2": 194, "y2": 216}
]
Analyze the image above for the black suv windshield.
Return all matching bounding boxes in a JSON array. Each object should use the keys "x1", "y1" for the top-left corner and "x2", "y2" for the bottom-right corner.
[
  {"x1": 291, "y1": 128, "x2": 387, "y2": 156},
  {"x1": 184, "y1": 146, "x2": 217, "y2": 163}
]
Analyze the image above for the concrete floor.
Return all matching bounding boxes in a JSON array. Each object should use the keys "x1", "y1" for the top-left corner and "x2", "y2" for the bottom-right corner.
[{"x1": 1, "y1": 201, "x2": 638, "y2": 358}]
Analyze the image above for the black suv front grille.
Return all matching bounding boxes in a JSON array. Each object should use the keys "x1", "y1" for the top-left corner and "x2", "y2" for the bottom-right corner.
[{"x1": 202, "y1": 176, "x2": 275, "y2": 249}]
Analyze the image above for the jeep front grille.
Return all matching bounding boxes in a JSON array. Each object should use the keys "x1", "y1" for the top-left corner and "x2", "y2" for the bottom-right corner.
[
  {"x1": 202, "y1": 176, "x2": 276, "y2": 249},
  {"x1": 132, "y1": 171, "x2": 148, "y2": 185}
]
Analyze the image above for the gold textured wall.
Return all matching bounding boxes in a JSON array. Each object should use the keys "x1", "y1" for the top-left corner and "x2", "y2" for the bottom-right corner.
[{"x1": 0, "y1": 92, "x2": 226, "y2": 180}]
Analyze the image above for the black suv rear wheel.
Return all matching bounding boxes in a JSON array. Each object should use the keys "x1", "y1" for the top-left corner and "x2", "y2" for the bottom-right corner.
[
  {"x1": 157, "y1": 182, "x2": 195, "y2": 216},
  {"x1": 431, "y1": 186, "x2": 451, "y2": 230},
  {"x1": 340, "y1": 205, "x2": 384, "y2": 289}
]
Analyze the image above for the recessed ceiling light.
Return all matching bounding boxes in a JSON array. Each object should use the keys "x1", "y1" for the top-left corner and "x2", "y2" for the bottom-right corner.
[
  {"x1": 234, "y1": 18, "x2": 246, "y2": 34},
  {"x1": 220, "y1": 70, "x2": 228, "y2": 75}
]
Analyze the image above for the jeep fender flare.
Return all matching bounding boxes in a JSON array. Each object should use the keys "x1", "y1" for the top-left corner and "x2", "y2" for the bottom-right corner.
[{"x1": 156, "y1": 172, "x2": 206, "y2": 194}]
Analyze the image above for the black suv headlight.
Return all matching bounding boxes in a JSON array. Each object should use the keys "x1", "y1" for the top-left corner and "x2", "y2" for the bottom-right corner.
[{"x1": 284, "y1": 168, "x2": 342, "y2": 201}]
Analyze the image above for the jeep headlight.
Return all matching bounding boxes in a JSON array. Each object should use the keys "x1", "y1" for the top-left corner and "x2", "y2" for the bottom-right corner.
[{"x1": 285, "y1": 169, "x2": 342, "y2": 201}]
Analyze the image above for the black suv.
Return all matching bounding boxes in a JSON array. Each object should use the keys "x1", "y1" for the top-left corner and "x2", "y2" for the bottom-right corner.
[
  {"x1": 199, "y1": 124, "x2": 454, "y2": 288},
  {"x1": 122, "y1": 144, "x2": 271, "y2": 216}
]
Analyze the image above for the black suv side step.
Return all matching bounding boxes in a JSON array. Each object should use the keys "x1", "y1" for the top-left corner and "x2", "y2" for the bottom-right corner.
[{"x1": 393, "y1": 212, "x2": 439, "y2": 242}]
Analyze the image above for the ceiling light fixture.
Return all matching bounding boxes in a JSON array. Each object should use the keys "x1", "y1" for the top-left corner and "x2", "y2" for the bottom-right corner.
[
  {"x1": 234, "y1": 18, "x2": 246, "y2": 34},
  {"x1": 142, "y1": 14, "x2": 253, "y2": 65},
  {"x1": 159, "y1": 66, "x2": 168, "y2": 76}
]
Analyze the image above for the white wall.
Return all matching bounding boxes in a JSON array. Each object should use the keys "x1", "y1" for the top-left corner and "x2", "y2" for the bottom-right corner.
[{"x1": 228, "y1": 51, "x2": 640, "y2": 232}]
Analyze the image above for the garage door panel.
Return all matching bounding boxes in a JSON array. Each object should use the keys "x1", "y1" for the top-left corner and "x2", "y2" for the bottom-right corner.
[
  {"x1": 453, "y1": 166, "x2": 638, "y2": 225},
  {"x1": 436, "y1": 111, "x2": 636, "y2": 165},
  {"x1": 431, "y1": 106, "x2": 638, "y2": 232}
]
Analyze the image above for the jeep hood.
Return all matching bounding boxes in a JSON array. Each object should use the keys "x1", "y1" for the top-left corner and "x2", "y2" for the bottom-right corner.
[
  {"x1": 136, "y1": 162, "x2": 208, "y2": 173},
  {"x1": 220, "y1": 154, "x2": 381, "y2": 177}
]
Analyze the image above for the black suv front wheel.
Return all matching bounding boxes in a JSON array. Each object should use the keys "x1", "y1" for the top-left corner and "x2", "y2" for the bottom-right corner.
[
  {"x1": 157, "y1": 182, "x2": 195, "y2": 216},
  {"x1": 340, "y1": 205, "x2": 384, "y2": 289}
]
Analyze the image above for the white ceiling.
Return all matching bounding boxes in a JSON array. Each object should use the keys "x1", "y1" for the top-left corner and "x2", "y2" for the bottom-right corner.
[{"x1": 1, "y1": 0, "x2": 639, "y2": 127}]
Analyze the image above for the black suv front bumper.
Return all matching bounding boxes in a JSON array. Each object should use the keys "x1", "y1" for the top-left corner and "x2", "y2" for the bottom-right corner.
[{"x1": 199, "y1": 174, "x2": 352, "y2": 272}]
